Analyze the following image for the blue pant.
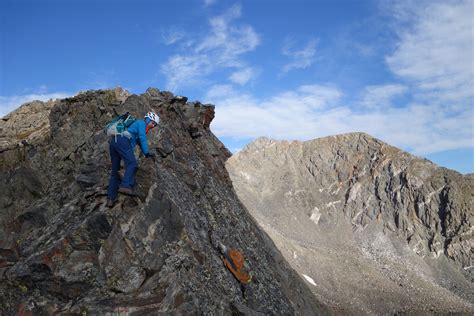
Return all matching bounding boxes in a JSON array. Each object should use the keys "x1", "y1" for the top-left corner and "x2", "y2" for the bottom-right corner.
[{"x1": 107, "y1": 136, "x2": 137, "y2": 200}]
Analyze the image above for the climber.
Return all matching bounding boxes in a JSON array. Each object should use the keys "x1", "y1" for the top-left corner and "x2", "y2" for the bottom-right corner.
[{"x1": 106, "y1": 111, "x2": 159, "y2": 207}]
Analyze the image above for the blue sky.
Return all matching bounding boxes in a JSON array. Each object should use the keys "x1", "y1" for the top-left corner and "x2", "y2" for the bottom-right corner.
[{"x1": 1, "y1": 0, "x2": 473, "y2": 174}]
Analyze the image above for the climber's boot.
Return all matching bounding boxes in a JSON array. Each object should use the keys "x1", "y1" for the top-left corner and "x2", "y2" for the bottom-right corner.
[
  {"x1": 106, "y1": 198, "x2": 117, "y2": 208},
  {"x1": 118, "y1": 187, "x2": 136, "y2": 196}
]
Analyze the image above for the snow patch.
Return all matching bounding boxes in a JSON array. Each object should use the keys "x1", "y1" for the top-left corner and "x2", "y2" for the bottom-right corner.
[
  {"x1": 302, "y1": 274, "x2": 317, "y2": 286},
  {"x1": 310, "y1": 206, "x2": 321, "y2": 224}
]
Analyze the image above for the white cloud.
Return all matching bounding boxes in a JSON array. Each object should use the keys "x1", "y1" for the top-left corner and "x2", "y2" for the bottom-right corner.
[
  {"x1": 161, "y1": 28, "x2": 185, "y2": 45},
  {"x1": 205, "y1": 84, "x2": 236, "y2": 99},
  {"x1": 163, "y1": 55, "x2": 210, "y2": 89},
  {"x1": 209, "y1": 85, "x2": 343, "y2": 140},
  {"x1": 161, "y1": 4, "x2": 260, "y2": 90},
  {"x1": 386, "y1": 0, "x2": 474, "y2": 104},
  {"x1": 359, "y1": 84, "x2": 408, "y2": 109},
  {"x1": 282, "y1": 39, "x2": 317, "y2": 74},
  {"x1": 209, "y1": 83, "x2": 472, "y2": 155},
  {"x1": 203, "y1": 0, "x2": 216, "y2": 7},
  {"x1": 0, "y1": 92, "x2": 70, "y2": 117},
  {"x1": 229, "y1": 67, "x2": 257, "y2": 85}
]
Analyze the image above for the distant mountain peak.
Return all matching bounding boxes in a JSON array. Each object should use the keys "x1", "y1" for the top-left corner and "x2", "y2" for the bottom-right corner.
[{"x1": 227, "y1": 133, "x2": 473, "y2": 314}]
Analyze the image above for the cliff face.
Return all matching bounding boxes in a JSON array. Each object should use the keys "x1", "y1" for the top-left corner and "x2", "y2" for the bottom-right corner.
[
  {"x1": 226, "y1": 134, "x2": 473, "y2": 315},
  {"x1": 0, "y1": 88, "x2": 327, "y2": 315}
]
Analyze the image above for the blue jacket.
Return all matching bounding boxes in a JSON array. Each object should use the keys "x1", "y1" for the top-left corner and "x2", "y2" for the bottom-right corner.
[{"x1": 126, "y1": 120, "x2": 149, "y2": 155}]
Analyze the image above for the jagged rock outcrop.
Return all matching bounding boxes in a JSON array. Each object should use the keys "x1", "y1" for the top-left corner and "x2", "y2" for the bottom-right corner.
[
  {"x1": 0, "y1": 88, "x2": 328, "y2": 315},
  {"x1": 226, "y1": 134, "x2": 473, "y2": 315}
]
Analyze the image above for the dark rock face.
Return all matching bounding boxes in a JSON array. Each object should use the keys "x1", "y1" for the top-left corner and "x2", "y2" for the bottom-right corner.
[
  {"x1": 0, "y1": 88, "x2": 328, "y2": 315},
  {"x1": 226, "y1": 134, "x2": 473, "y2": 315}
]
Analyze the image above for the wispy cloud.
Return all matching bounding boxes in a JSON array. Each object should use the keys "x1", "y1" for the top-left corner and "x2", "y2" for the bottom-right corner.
[
  {"x1": 359, "y1": 84, "x2": 408, "y2": 109},
  {"x1": 385, "y1": 0, "x2": 474, "y2": 104},
  {"x1": 203, "y1": 0, "x2": 216, "y2": 7},
  {"x1": 229, "y1": 67, "x2": 257, "y2": 85},
  {"x1": 281, "y1": 39, "x2": 317, "y2": 74},
  {"x1": 0, "y1": 92, "x2": 71, "y2": 117},
  {"x1": 161, "y1": 4, "x2": 260, "y2": 90},
  {"x1": 206, "y1": 84, "x2": 236, "y2": 99},
  {"x1": 161, "y1": 27, "x2": 186, "y2": 45}
]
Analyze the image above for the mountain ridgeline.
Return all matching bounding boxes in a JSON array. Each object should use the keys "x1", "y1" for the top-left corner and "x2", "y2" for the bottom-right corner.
[
  {"x1": 0, "y1": 88, "x2": 328, "y2": 315},
  {"x1": 226, "y1": 135, "x2": 473, "y2": 314}
]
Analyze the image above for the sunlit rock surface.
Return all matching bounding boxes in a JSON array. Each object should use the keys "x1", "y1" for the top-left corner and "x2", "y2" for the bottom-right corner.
[{"x1": 226, "y1": 134, "x2": 473, "y2": 315}]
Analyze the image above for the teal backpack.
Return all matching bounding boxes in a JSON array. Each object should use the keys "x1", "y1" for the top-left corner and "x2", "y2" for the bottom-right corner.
[{"x1": 105, "y1": 112, "x2": 136, "y2": 139}]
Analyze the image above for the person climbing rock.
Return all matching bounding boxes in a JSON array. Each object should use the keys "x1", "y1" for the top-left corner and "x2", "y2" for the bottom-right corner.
[{"x1": 106, "y1": 111, "x2": 159, "y2": 207}]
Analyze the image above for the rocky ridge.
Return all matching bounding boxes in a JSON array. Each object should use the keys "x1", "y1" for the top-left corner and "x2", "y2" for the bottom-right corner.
[
  {"x1": 226, "y1": 134, "x2": 473, "y2": 314},
  {"x1": 0, "y1": 88, "x2": 328, "y2": 315}
]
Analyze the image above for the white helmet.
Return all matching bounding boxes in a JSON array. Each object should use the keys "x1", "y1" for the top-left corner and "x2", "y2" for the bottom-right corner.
[{"x1": 145, "y1": 111, "x2": 159, "y2": 124}]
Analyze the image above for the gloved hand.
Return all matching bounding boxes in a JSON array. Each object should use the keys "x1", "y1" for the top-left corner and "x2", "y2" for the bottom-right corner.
[{"x1": 145, "y1": 152, "x2": 155, "y2": 159}]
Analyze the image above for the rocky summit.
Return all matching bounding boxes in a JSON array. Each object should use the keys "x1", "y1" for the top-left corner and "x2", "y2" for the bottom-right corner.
[
  {"x1": 0, "y1": 88, "x2": 328, "y2": 315},
  {"x1": 226, "y1": 134, "x2": 473, "y2": 315}
]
